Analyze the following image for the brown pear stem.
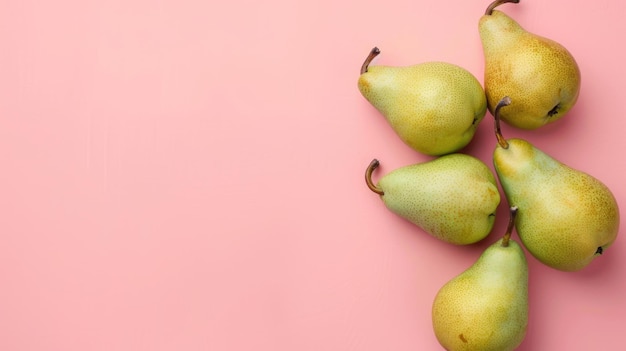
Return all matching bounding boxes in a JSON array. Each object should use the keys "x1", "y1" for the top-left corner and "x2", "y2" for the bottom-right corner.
[
  {"x1": 485, "y1": 0, "x2": 520, "y2": 15},
  {"x1": 365, "y1": 159, "x2": 384, "y2": 196},
  {"x1": 501, "y1": 206, "x2": 519, "y2": 247},
  {"x1": 494, "y1": 96, "x2": 511, "y2": 149},
  {"x1": 360, "y1": 47, "x2": 381, "y2": 75}
]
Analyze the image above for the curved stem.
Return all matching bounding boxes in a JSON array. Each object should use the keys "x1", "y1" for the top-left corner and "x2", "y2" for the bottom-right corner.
[
  {"x1": 485, "y1": 0, "x2": 520, "y2": 15},
  {"x1": 365, "y1": 159, "x2": 384, "y2": 196},
  {"x1": 494, "y1": 96, "x2": 511, "y2": 149},
  {"x1": 501, "y1": 206, "x2": 518, "y2": 247},
  {"x1": 360, "y1": 47, "x2": 381, "y2": 75}
]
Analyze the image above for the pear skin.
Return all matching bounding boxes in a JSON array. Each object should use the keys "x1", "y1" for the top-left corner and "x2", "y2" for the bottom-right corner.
[
  {"x1": 492, "y1": 97, "x2": 620, "y2": 271},
  {"x1": 432, "y1": 207, "x2": 528, "y2": 351},
  {"x1": 479, "y1": 0, "x2": 581, "y2": 129},
  {"x1": 358, "y1": 47, "x2": 487, "y2": 156},
  {"x1": 365, "y1": 154, "x2": 500, "y2": 245},
  {"x1": 494, "y1": 139, "x2": 620, "y2": 271}
]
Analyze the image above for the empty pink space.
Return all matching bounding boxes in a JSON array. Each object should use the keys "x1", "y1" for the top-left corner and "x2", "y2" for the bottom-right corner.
[{"x1": 1, "y1": 0, "x2": 625, "y2": 350}]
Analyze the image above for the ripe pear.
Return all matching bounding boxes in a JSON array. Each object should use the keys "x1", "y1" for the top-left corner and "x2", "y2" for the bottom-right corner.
[
  {"x1": 432, "y1": 207, "x2": 528, "y2": 351},
  {"x1": 479, "y1": 0, "x2": 581, "y2": 129},
  {"x1": 492, "y1": 97, "x2": 620, "y2": 271},
  {"x1": 358, "y1": 47, "x2": 487, "y2": 156},
  {"x1": 365, "y1": 154, "x2": 500, "y2": 245}
]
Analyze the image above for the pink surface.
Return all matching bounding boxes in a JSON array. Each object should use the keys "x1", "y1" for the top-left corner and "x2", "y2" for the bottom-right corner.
[{"x1": 1, "y1": 0, "x2": 625, "y2": 350}]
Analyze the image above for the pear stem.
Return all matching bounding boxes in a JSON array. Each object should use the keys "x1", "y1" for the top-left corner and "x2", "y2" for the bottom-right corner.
[
  {"x1": 501, "y1": 206, "x2": 519, "y2": 247},
  {"x1": 485, "y1": 0, "x2": 520, "y2": 15},
  {"x1": 360, "y1": 47, "x2": 381, "y2": 75},
  {"x1": 494, "y1": 96, "x2": 511, "y2": 149},
  {"x1": 365, "y1": 159, "x2": 384, "y2": 196}
]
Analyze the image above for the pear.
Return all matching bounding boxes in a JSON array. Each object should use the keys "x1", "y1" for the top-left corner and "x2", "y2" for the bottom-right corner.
[
  {"x1": 479, "y1": 0, "x2": 581, "y2": 129},
  {"x1": 492, "y1": 97, "x2": 620, "y2": 271},
  {"x1": 365, "y1": 154, "x2": 500, "y2": 245},
  {"x1": 358, "y1": 47, "x2": 487, "y2": 156},
  {"x1": 432, "y1": 207, "x2": 528, "y2": 351}
]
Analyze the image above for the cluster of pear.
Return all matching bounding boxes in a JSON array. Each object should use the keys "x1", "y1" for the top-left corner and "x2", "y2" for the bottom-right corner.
[{"x1": 358, "y1": 0, "x2": 620, "y2": 350}]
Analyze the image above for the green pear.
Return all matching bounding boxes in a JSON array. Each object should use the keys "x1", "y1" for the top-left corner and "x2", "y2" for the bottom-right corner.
[
  {"x1": 479, "y1": 0, "x2": 581, "y2": 129},
  {"x1": 492, "y1": 97, "x2": 620, "y2": 271},
  {"x1": 432, "y1": 207, "x2": 528, "y2": 351},
  {"x1": 358, "y1": 47, "x2": 487, "y2": 156},
  {"x1": 365, "y1": 154, "x2": 500, "y2": 245}
]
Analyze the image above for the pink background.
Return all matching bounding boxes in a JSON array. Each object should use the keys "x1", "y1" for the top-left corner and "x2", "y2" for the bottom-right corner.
[{"x1": 1, "y1": 0, "x2": 625, "y2": 350}]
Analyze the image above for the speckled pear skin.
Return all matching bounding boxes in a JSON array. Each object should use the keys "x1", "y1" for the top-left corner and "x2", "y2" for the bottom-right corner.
[
  {"x1": 376, "y1": 154, "x2": 500, "y2": 245},
  {"x1": 432, "y1": 238, "x2": 528, "y2": 351},
  {"x1": 358, "y1": 62, "x2": 487, "y2": 156},
  {"x1": 494, "y1": 139, "x2": 620, "y2": 271},
  {"x1": 479, "y1": 10, "x2": 581, "y2": 129}
]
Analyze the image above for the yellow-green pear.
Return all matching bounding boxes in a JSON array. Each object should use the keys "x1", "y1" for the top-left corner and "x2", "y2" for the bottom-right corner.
[
  {"x1": 479, "y1": 0, "x2": 581, "y2": 129},
  {"x1": 432, "y1": 207, "x2": 528, "y2": 351},
  {"x1": 492, "y1": 97, "x2": 620, "y2": 271},
  {"x1": 365, "y1": 154, "x2": 500, "y2": 245},
  {"x1": 358, "y1": 47, "x2": 487, "y2": 156}
]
